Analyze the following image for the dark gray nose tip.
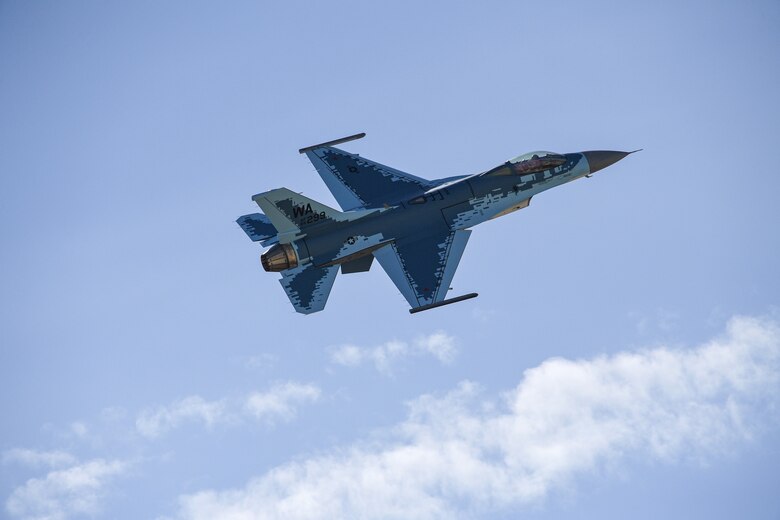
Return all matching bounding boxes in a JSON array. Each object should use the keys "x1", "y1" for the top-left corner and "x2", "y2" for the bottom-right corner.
[{"x1": 582, "y1": 150, "x2": 632, "y2": 174}]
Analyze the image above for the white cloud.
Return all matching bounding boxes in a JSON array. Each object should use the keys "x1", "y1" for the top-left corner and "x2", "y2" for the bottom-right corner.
[
  {"x1": 136, "y1": 396, "x2": 228, "y2": 439},
  {"x1": 6, "y1": 458, "x2": 127, "y2": 520},
  {"x1": 329, "y1": 344, "x2": 364, "y2": 367},
  {"x1": 175, "y1": 315, "x2": 780, "y2": 520},
  {"x1": 2, "y1": 449, "x2": 77, "y2": 470},
  {"x1": 471, "y1": 307, "x2": 497, "y2": 323},
  {"x1": 99, "y1": 406, "x2": 127, "y2": 423},
  {"x1": 69, "y1": 422, "x2": 88, "y2": 440},
  {"x1": 630, "y1": 308, "x2": 681, "y2": 335},
  {"x1": 4, "y1": 382, "x2": 323, "y2": 517},
  {"x1": 245, "y1": 382, "x2": 321, "y2": 424},
  {"x1": 330, "y1": 332, "x2": 457, "y2": 373},
  {"x1": 245, "y1": 353, "x2": 278, "y2": 371},
  {"x1": 415, "y1": 331, "x2": 457, "y2": 364},
  {"x1": 135, "y1": 382, "x2": 322, "y2": 439}
]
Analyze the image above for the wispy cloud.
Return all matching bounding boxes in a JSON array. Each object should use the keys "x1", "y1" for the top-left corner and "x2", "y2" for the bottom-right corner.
[
  {"x1": 136, "y1": 396, "x2": 229, "y2": 439},
  {"x1": 245, "y1": 382, "x2": 321, "y2": 424},
  {"x1": 69, "y1": 422, "x2": 89, "y2": 440},
  {"x1": 471, "y1": 307, "x2": 497, "y2": 323},
  {"x1": 245, "y1": 353, "x2": 278, "y2": 371},
  {"x1": 175, "y1": 315, "x2": 780, "y2": 520},
  {"x1": 4, "y1": 381, "x2": 324, "y2": 517},
  {"x1": 6, "y1": 458, "x2": 128, "y2": 520},
  {"x1": 135, "y1": 382, "x2": 322, "y2": 438},
  {"x1": 2, "y1": 449, "x2": 77, "y2": 470},
  {"x1": 330, "y1": 331, "x2": 457, "y2": 373},
  {"x1": 629, "y1": 308, "x2": 681, "y2": 335}
]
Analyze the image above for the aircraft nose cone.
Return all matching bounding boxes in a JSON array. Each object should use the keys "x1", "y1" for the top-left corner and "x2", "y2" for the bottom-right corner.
[{"x1": 583, "y1": 150, "x2": 631, "y2": 174}]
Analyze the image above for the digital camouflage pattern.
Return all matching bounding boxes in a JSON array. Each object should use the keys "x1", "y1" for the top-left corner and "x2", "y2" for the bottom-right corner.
[{"x1": 238, "y1": 134, "x2": 635, "y2": 314}]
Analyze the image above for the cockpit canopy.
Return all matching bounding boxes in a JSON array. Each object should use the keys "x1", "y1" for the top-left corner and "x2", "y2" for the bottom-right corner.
[
  {"x1": 508, "y1": 151, "x2": 567, "y2": 174},
  {"x1": 483, "y1": 150, "x2": 567, "y2": 177}
]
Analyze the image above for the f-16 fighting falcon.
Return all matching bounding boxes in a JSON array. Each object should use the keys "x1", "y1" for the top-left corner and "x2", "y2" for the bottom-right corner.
[{"x1": 237, "y1": 133, "x2": 637, "y2": 314}]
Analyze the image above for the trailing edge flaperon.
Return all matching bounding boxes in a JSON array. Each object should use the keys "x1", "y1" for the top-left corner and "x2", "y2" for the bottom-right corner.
[{"x1": 237, "y1": 133, "x2": 636, "y2": 314}]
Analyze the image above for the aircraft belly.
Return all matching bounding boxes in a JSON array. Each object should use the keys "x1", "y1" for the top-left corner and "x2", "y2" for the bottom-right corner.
[
  {"x1": 318, "y1": 233, "x2": 389, "y2": 267},
  {"x1": 305, "y1": 202, "x2": 451, "y2": 267},
  {"x1": 301, "y1": 207, "x2": 422, "y2": 268},
  {"x1": 479, "y1": 190, "x2": 532, "y2": 220}
]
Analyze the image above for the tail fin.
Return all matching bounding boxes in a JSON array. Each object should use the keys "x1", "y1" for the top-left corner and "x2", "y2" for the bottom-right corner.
[{"x1": 251, "y1": 188, "x2": 347, "y2": 240}]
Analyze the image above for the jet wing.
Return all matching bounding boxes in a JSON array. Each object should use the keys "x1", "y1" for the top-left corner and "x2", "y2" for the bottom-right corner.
[
  {"x1": 373, "y1": 229, "x2": 471, "y2": 310},
  {"x1": 279, "y1": 264, "x2": 339, "y2": 314},
  {"x1": 302, "y1": 146, "x2": 434, "y2": 211}
]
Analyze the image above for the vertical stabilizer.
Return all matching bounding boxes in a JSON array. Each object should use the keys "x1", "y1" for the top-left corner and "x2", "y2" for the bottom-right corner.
[{"x1": 251, "y1": 188, "x2": 344, "y2": 241}]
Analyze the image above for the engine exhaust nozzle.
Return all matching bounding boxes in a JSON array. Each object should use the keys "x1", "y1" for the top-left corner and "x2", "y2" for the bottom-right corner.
[{"x1": 261, "y1": 243, "x2": 298, "y2": 272}]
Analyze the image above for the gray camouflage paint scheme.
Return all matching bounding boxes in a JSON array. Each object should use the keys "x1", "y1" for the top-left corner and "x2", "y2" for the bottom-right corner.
[{"x1": 238, "y1": 136, "x2": 634, "y2": 314}]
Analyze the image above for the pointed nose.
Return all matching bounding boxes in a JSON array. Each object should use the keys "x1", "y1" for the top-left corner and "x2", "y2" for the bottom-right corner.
[{"x1": 582, "y1": 150, "x2": 632, "y2": 174}]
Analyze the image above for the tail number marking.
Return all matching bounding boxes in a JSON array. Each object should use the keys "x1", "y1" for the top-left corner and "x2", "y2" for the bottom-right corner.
[{"x1": 292, "y1": 204, "x2": 327, "y2": 225}]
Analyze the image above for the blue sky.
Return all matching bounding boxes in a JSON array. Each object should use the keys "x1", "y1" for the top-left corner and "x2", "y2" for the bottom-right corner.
[{"x1": 1, "y1": 1, "x2": 779, "y2": 519}]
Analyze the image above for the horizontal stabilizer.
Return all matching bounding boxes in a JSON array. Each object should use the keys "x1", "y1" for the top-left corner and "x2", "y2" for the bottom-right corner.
[
  {"x1": 280, "y1": 263, "x2": 339, "y2": 314},
  {"x1": 236, "y1": 213, "x2": 277, "y2": 242}
]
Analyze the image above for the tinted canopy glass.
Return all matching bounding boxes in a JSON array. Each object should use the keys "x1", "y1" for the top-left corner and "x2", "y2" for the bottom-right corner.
[{"x1": 508, "y1": 151, "x2": 566, "y2": 173}]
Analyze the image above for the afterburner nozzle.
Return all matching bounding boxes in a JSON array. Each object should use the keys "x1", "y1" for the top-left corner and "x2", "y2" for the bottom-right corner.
[{"x1": 261, "y1": 243, "x2": 298, "y2": 272}]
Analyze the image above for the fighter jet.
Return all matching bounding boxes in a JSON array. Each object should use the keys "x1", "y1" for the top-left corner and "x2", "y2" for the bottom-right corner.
[{"x1": 237, "y1": 133, "x2": 636, "y2": 314}]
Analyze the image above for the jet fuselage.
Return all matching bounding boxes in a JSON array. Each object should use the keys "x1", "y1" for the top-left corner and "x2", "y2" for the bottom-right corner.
[
  {"x1": 288, "y1": 151, "x2": 598, "y2": 270},
  {"x1": 238, "y1": 134, "x2": 634, "y2": 314}
]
